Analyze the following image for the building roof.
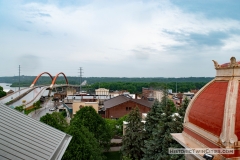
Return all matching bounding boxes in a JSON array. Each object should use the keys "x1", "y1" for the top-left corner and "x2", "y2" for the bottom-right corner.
[
  {"x1": 104, "y1": 95, "x2": 130, "y2": 109},
  {"x1": 188, "y1": 81, "x2": 227, "y2": 136},
  {"x1": 3, "y1": 89, "x2": 14, "y2": 93},
  {"x1": 131, "y1": 99, "x2": 153, "y2": 108},
  {"x1": 220, "y1": 60, "x2": 240, "y2": 67},
  {"x1": 0, "y1": 103, "x2": 72, "y2": 160},
  {"x1": 172, "y1": 57, "x2": 240, "y2": 159},
  {"x1": 95, "y1": 88, "x2": 109, "y2": 91},
  {"x1": 104, "y1": 95, "x2": 153, "y2": 109}
]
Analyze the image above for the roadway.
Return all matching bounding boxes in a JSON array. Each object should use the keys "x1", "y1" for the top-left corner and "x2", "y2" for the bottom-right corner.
[
  {"x1": 31, "y1": 98, "x2": 55, "y2": 120},
  {"x1": 0, "y1": 88, "x2": 31, "y2": 104},
  {"x1": 0, "y1": 84, "x2": 79, "y2": 109},
  {"x1": 30, "y1": 99, "x2": 69, "y2": 122}
]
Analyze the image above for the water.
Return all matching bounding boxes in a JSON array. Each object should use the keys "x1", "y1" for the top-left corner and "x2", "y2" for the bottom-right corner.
[{"x1": 0, "y1": 83, "x2": 26, "y2": 91}]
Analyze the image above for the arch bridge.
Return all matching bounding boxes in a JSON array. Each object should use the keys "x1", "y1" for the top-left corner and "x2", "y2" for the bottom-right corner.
[{"x1": 30, "y1": 72, "x2": 69, "y2": 89}]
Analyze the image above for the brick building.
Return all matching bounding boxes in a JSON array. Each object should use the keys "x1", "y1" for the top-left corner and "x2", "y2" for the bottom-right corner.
[{"x1": 104, "y1": 95, "x2": 153, "y2": 119}]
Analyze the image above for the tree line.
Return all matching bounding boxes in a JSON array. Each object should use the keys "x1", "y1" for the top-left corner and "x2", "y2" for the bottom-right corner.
[
  {"x1": 87, "y1": 81, "x2": 207, "y2": 93},
  {"x1": 1, "y1": 76, "x2": 213, "y2": 86}
]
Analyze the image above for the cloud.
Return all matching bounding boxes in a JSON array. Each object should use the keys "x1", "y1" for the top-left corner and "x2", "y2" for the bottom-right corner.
[
  {"x1": 16, "y1": 54, "x2": 42, "y2": 74},
  {"x1": 0, "y1": 0, "x2": 240, "y2": 77},
  {"x1": 38, "y1": 13, "x2": 51, "y2": 17}
]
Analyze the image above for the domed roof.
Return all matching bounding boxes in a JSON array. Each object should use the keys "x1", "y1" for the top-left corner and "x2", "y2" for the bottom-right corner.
[
  {"x1": 177, "y1": 57, "x2": 240, "y2": 158},
  {"x1": 188, "y1": 81, "x2": 227, "y2": 136}
]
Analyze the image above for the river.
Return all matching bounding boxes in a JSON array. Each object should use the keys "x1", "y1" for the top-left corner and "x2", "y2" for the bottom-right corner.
[{"x1": 0, "y1": 83, "x2": 26, "y2": 91}]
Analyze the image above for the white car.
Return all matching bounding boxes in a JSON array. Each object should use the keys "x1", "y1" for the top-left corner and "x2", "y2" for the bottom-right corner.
[{"x1": 49, "y1": 108, "x2": 56, "y2": 111}]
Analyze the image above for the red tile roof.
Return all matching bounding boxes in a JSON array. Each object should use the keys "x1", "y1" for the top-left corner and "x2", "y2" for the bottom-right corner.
[
  {"x1": 220, "y1": 61, "x2": 240, "y2": 67},
  {"x1": 188, "y1": 81, "x2": 228, "y2": 136}
]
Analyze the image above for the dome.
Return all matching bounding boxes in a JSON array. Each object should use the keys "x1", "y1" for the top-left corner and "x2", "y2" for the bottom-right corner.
[{"x1": 172, "y1": 57, "x2": 240, "y2": 159}]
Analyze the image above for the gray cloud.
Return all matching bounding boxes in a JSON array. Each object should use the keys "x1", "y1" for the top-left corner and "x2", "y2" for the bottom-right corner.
[
  {"x1": 25, "y1": 20, "x2": 32, "y2": 24},
  {"x1": 16, "y1": 55, "x2": 42, "y2": 74},
  {"x1": 39, "y1": 13, "x2": 51, "y2": 17},
  {"x1": 188, "y1": 32, "x2": 229, "y2": 46},
  {"x1": 132, "y1": 47, "x2": 159, "y2": 60},
  {"x1": 164, "y1": 30, "x2": 239, "y2": 53}
]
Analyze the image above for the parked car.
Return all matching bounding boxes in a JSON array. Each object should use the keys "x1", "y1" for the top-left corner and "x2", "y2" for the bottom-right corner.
[{"x1": 49, "y1": 108, "x2": 56, "y2": 111}]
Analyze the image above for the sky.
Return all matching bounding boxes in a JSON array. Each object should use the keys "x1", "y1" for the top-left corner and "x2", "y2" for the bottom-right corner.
[{"x1": 1, "y1": 0, "x2": 240, "y2": 77}]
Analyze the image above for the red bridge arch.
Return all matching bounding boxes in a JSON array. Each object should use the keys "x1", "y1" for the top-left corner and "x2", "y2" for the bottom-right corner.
[
  {"x1": 30, "y1": 72, "x2": 53, "y2": 87},
  {"x1": 50, "y1": 72, "x2": 69, "y2": 88},
  {"x1": 30, "y1": 72, "x2": 69, "y2": 88}
]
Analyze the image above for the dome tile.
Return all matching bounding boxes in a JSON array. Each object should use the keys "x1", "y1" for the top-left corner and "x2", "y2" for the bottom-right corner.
[{"x1": 188, "y1": 81, "x2": 228, "y2": 136}]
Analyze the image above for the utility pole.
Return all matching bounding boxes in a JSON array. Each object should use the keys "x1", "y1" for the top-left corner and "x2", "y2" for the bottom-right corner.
[
  {"x1": 19, "y1": 65, "x2": 20, "y2": 92},
  {"x1": 176, "y1": 82, "x2": 177, "y2": 94},
  {"x1": 79, "y1": 67, "x2": 83, "y2": 93}
]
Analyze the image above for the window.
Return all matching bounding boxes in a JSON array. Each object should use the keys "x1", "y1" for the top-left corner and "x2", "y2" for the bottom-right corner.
[{"x1": 126, "y1": 107, "x2": 132, "y2": 111}]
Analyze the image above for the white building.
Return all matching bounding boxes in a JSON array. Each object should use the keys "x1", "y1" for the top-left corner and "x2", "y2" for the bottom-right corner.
[{"x1": 95, "y1": 88, "x2": 109, "y2": 95}]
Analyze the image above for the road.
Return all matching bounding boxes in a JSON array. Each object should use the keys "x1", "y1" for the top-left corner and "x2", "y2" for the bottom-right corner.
[
  {"x1": 31, "y1": 98, "x2": 55, "y2": 120},
  {"x1": 30, "y1": 98, "x2": 67, "y2": 121},
  {"x1": 0, "y1": 88, "x2": 31, "y2": 104}
]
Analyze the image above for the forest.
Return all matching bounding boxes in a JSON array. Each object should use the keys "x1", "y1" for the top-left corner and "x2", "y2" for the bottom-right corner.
[{"x1": 0, "y1": 76, "x2": 213, "y2": 93}]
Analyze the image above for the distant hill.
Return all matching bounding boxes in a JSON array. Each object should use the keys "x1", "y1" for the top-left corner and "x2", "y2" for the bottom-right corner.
[{"x1": 0, "y1": 76, "x2": 213, "y2": 87}]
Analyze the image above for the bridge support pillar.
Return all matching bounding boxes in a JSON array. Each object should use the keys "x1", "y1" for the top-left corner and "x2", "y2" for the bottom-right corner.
[{"x1": 48, "y1": 89, "x2": 52, "y2": 97}]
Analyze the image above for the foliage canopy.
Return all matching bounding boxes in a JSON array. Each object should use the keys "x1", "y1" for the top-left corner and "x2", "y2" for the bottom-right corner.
[
  {"x1": 143, "y1": 90, "x2": 184, "y2": 160},
  {"x1": 40, "y1": 112, "x2": 68, "y2": 132},
  {"x1": 70, "y1": 106, "x2": 112, "y2": 151},
  {"x1": 121, "y1": 107, "x2": 146, "y2": 160}
]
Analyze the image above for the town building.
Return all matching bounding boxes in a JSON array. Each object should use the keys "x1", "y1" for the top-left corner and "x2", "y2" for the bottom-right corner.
[
  {"x1": 104, "y1": 94, "x2": 153, "y2": 119},
  {"x1": 142, "y1": 87, "x2": 164, "y2": 102},
  {"x1": 3, "y1": 89, "x2": 14, "y2": 95},
  {"x1": 95, "y1": 88, "x2": 109, "y2": 95},
  {"x1": 63, "y1": 95, "x2": 111, "y2": 117},
  {"x1": 172, "y1": 57, "x2": 240, "y2": 160}
]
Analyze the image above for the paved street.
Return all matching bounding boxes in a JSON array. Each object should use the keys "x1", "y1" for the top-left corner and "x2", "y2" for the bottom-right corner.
[
  {"x1": 31, "y1": 99, "x2": 55, "y2": 120},
  {"x1": 30, "y1": 99, "x2": 68, "y2": 121}
]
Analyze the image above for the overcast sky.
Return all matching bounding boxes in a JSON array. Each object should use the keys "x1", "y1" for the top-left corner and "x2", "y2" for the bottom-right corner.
[{"x1": 1, "y1": 0, "x2": 240, "y2": 77}]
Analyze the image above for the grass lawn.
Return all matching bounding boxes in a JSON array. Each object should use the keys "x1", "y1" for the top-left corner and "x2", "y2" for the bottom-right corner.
[{"x1": 104, "y1": 151, "x2": 121, "y2": 160}]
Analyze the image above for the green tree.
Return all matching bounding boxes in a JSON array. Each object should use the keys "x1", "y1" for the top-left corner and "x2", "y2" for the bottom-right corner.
[
  {"x1": 14, "y1": 105, "x2": 24, "y2": 112},
  {"x1": 178, "y1": 97, "x2": 190, "y2": 122},
  {"x1": 40, "y1": 112, "x2": 68, "y2": 132},
  {"x1": 62, "y1": 125, "x2": 105, "y2": 160},
  {"x1": 143, "y1": 90, "x2": 183, "y2": 160},
  {"x1": 0, "y1": 86, "x2": 6, "y2": 98},
  {"x1": 144, "y1": 100, "x2": 162, "y2": 135},
  {"x1": 105, "y1": 114, "x2": 129, "y2": 137},
  {"x1": 105, "y1": 118, "x2": 117, "y2": 138},
  {"x1": 142, "y1": 93, "x2": 165, "y2": 160},
  {"x1": 33, "y1": 100, "x2": 41, "y2": 113},
  {"x1": 121, "y1": 107, "x2": 146, "y2": 160},
  {"x1": 115, "y1": 114, "x2": 128, "y2": 136},
  {"x1": 157, "y1": 100, "x2": 183, "y2": 160},
  {"x1": 70, "y1": 106, "x2": 111, "y2": 151}
]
